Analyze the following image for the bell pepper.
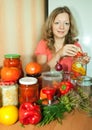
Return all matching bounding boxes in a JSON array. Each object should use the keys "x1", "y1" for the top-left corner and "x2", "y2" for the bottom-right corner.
[
  {"x1": 59, "y1": 81, "x2": 74, "y2": 95},
  {"x1": 19, "y1": 102, "x2": 42, "y2": 125},
  {"x1": 76, "y1": 51, "x2": 83, "y2": 57},
  {"x1": 72, "y1": 63, "x2": 86, "y2": 76}
]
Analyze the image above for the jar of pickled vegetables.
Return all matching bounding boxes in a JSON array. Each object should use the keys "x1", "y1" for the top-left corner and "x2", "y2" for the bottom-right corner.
[
  {"x1": 19, "y1": 77, "x2": 39, "y2": 104},
  {"x1": 3, "y1": 54, "x2": 24, "y2": 78},
  {"x1": 71, "y1": 52, "x2": 87, "y2": 79},
  {"x1": 0, "y1": 81, "x2": 18, "y2": 106},
  {"x1": 77, "y1": 76, "x2": 92, "y2": 97}
]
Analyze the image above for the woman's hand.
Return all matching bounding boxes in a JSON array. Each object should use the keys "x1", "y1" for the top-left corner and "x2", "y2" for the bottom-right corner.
[
  {"x1": 60, "y1": 44, "x2": 81, "y2": 57},
  {"x1": 83, "y1": 52, "x2": 91, "y2": 64},
  {"x1": 60, "y1": 45, "x2": 90, "y2": 64}
]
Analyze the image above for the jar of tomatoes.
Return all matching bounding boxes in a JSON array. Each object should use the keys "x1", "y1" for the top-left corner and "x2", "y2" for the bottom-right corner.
[
  {"x1": 26, "y1": 73, "x2": 42, "y2": 91},
  {"x1": 19, "y1": 77, "x2": 39, "y2": 104},
  {"x1": 0, "y1": 81, "x2": 18, "y2": 106},
  {"x1": 3, "y1": 54, "x2": 24, "y2": 78}
]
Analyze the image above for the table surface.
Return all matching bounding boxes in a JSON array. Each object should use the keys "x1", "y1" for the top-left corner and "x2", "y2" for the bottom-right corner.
[{"x1": 0, "y1": 110, "x2": 92, "y2": 130}]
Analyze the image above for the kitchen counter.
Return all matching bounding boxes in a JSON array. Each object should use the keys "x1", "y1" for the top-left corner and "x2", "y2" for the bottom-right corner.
[{"x1": 0, "y1": 110, "x2": 92, "y2": 130}]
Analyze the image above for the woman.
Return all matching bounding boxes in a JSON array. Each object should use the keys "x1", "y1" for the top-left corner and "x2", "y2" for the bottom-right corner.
[{"x1": 35, "y1": 6, "x2": 90, "y2": 72}]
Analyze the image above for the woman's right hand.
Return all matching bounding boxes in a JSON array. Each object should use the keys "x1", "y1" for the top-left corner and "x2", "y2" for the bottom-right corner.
[{"x1": 60, "y1": 44, "x2": 81, "y2": 57}]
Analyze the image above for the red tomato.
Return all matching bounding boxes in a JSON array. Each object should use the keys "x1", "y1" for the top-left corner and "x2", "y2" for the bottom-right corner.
[
  {"x1": 1, "y1": 67, "x2": 20, "y2": 81},
  {"x1": 25, "y1": 62, "x2": 42, "y2": 75}
]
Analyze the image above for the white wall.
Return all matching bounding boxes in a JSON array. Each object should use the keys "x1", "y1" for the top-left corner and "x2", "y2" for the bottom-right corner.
[{"x1": 48, "y1": 0, "x2": 92, "y2": 77}]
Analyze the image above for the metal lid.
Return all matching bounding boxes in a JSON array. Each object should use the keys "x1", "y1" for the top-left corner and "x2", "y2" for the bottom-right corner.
[
  {"x1": 0, "y1": 80, "x2": 16, "y2": 85},
  {"x1": 4, "y1": 54, "x2": 20, "y2": 58},
  {"x1": 19, "y1": 77, "x2": 38, "y2": 85}
]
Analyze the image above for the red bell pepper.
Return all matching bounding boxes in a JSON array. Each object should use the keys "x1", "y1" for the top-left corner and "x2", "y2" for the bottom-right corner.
[
  {"x1": 19, "y1": 102, "x2": 42, "y2": 125},
  {"x1": 59, "y1": 81, "x2": 74, "y2": 95}
]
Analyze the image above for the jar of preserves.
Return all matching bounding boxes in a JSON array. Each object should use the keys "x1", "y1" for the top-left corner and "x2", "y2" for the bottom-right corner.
[
  {"x1": 19, "y1": 77, "x2": 39, "y2": 104},
  {"x1": 3, "y1": 54, "x2": 24, "y2": 78},
  {"x1": 71, "y1": 52, "x2": 87, "y2": 79},
  {"x1": 77, "y1": 76, "x2": 92, "y2": 97},
  {"x1": 0, "y1": 81, "x2": 18, "y2": 106},
  {"x1": 26, "y1": 73, "x2": 42, "y2": 91}
]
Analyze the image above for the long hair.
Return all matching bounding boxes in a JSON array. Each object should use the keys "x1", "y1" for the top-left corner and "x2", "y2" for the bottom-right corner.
[{"x1": 41, "y1": 6, "x2": 78, "y2": 50}]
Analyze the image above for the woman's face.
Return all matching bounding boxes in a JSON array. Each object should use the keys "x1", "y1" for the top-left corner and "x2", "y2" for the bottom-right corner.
[{"x1": 52, "y1": 12, "x2": 70, "y2": 39}]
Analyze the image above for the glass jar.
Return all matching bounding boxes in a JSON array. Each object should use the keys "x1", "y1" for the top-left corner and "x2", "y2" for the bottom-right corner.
[
  {"x1": 42, "y1": 71, "x2": 62, "y2": 88},
  {"x1": 0, "y1": 81, "x2": 18, "y2": 106},
  {"x1": 19, "y1": 77, "x2": 39, "y2": 104},
  {"x1": 77, "y1": 76, "x2": 92, "y2": 97},
  {"x1": 26, "y1": 73, "x2": 42, "y2": 91},
  {"x1": 62, "y1": 71, "x2": 77, "y2": 87},
  {"x1": 3, "y1": 54, "x2": 24, "y2": 78},
  {"x1": 71, "y1": 53, "x2": 87, "y2": 79}
]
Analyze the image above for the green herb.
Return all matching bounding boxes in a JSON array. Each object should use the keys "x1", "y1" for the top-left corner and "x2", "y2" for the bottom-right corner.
[
  {"x1": 38, "y1": 102, "x2": 67, "y2": 126},
  {"x1": 37, "y1": 87, "x2": 92, "y2": 126}
]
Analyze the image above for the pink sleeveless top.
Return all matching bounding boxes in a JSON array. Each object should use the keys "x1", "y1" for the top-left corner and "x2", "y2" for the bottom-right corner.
[{"x1": 35, "y1": 40, "x2": 82, "y2": 72}]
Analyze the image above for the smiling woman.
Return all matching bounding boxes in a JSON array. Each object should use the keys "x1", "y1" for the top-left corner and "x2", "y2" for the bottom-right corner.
[
  {"x1": 48, "y1": 0, "x2": 92, "y2": 77},
  {"x1": 34, "y1": 6, "x2": 90, "y2": 74}
]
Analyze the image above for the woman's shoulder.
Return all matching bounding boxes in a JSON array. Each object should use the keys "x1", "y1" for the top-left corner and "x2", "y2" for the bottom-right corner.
[
  {"x1": 35, "y1": 39, "x2": 48, "y2": 54},
  {"x1": 38, "y1": 39, "x2": 47, "y2": 46}
]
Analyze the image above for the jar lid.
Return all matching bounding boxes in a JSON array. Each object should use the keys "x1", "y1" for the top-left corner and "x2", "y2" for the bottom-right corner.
[
  {"x1": 0, "y1": 80, "x2": 16, "y2": 85},
  {"x1": 26, "y1": 73, "x2": 41, "y2": 77},
  {"x1": 19, "y1": 77, "x2": 38, "y2": 85},
  {"x1": 4, "y1": 54, "x2": 20, "y2": 58}
]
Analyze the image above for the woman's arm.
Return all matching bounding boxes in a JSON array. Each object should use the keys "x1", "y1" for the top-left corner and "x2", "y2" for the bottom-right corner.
[
  {"x1": 36, "y1": 44, "x2": 80, "y2": 71},
  {"x1": 48, "y1": 44, "x2": 81, "y2": 68},
  {"x1": 36, "y1": 54, "x2": 50, "y2": 72}
]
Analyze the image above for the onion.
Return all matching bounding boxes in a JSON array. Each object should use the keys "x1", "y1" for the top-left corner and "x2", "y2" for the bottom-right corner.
[{"x1": 55, "y1": 62, "x2": 63, "y2": 71}]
